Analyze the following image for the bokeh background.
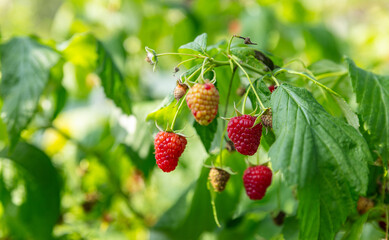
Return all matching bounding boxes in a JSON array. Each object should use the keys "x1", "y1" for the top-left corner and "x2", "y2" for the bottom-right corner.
[{"x1": 0, "y1": 0, "x2": 388, "y2": 239}]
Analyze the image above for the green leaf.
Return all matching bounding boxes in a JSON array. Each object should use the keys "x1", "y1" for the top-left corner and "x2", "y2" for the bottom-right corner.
[
  {"x1": 248, "y1": 76, "x2": 272, "y2": 109},
  {"x1": 334, "y1": 96, "x2": 360, "y2": 130},
  {"x1": 307, "y1": 60, "x2": 358, "y2": 128},
  {"x1": 269, "y1": 84, "x2": 372, "y2": 240},
  {"x1": 308, "y1": 60, "x2": 350, "y2": 101},
  {"x1": 146, "y1": 93, "x2": 176, "y2": 127},
  {"x1": 308, "y1": 59, "x2": 347, "y2": 76},
  {"x1": 96, "y1": 41, "x2": 132, "y2": 115},
  {"x1": 52, "y1": 85, "x2": 68, "y2": 120},
  {"x1": 193, "y1": 118, "x2": 218, "y2": 153},
  {"x1": 0, "y1": 37, "x2": 59, "y2": 148},
  {"x1": 259, "y1": 129, "x2": 276, "y2": 152},
  {"x1": 231, "y1": 47, "x2": 277, "y2": 71},
  {"x1": 303, "y1": 25, "x2": 342, "y2": 62},
  {"x1": 214, "y1": 66, "x2": 241, "y2": 111},
  {"x1": 152, "y1": 183, "x2": 195, "y2": 232},
  {"x1": 347, "y1": 58, "x2": 389, "y2": 162},
  {"x1": 124, "y1": 144, "x2": 155, "y2": 179},
  {"x1": 179, "y1": 33, "x2": 207, "y2": 54},
  {"x1": 59, "y1": 33, "x2": 98, "y2": 70},
  {"x1": 280, "y1": 68, "x2": 359, "y2": 129},
  {"x1": 341, "y1": 214, "x2": 369, "y2": 240},
  {"x1": 0, "y1": 142, "x2": 61, "y2": 239}
]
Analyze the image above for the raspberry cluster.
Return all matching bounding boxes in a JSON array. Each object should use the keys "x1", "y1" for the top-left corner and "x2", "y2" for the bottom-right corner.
[
  {"x1": 154, "y1": 132, "x2": 187, "y2": 172},
  {"x1": 186, "y1": 82, "x2": 219, "y2": 126}
]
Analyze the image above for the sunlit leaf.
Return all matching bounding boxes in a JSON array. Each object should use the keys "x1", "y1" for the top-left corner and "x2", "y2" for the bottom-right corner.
[
  {"x1": 347, "y1": 58, "x2": 389, "y2": 162},
  {"x1": 146, "y1": 93, "x2": 176, "y2": 128},
  {"x1": 179, "y1": 33, "x2": 207, "y2": 54},
  {"x1": 0, "y1": 37, "x2": 59, "y2": 148},
  {"x1": 59, "y1": 33, "x2": 98, "y2": 70},
  {"x1": 96, "y1": 41, "x2": 132, "y2": 115}
]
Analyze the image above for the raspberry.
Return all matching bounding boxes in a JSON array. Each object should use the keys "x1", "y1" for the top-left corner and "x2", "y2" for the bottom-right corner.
[
  {"x1": 227, "y1": 115, "x2": 262, "y2": 156},
  {"x1": 209, "y1": 168, "x2": 230, "y2": 192},
  {"x1": 268, "y1": 85, "x2": 276, "y2": 93},
  {"x1": 261, "y1": 109, "x2": 272, "y2": 128},
  {"x1": 186, "y1": 82, "x2": 219, "y2": 125},
  {"x1": 154, "y1": 131, "x2": 187, "y2": 172},
  {"x1": 243, "y1": 165, "x2": 272, "y2": 200},
  {"x1": 174, "y1": 81, "x2": 188, "y2": 102}
]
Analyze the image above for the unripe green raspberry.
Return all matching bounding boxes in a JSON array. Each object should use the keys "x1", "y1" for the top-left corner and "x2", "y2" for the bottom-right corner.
[{"x1": 186, "y1": 82, "x2": 219, "y2": 125}]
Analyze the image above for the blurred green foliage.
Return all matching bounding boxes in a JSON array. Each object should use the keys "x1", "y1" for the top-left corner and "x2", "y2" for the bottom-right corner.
[{"x1": 0, "y1": 0, "x2": 388, "y2": 239}]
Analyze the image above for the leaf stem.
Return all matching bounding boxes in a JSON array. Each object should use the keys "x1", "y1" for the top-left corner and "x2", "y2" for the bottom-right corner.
[
  {"x1": 381, "y1": 168, "x2": 388, "y2": 205},
  {"x1": 227, "y1": 35, "x2": 235, "y2": 56},
  {"x1": 385, "y1": 205, "x2": 389, "y2": 240},
  {"x1": 316, "y1": 71, "x2": 348, "y2": 80},
  {"x1": 175, "y1": 57, "x2": 198, "y2": 68},
  {"x1": 240, "y1": 62, "x2": 267, "y2": 75},
  {"x1": 219, "y1": 66, "x2": 237, "y2": 167},
  {"x1": 230, "y1": 56, "x2": 266, "y2": 110},
  {"x1": 224, "y1": 66, "x2": 237, "y2": 117},
  {"x1": 208, "y1": 182, "x2": 221, "y2": 227},
  {"x1": 157, "y1": 52, "x2": 205, "y2": 58},
  {"x1": 182, "y1": 65, "x2": 203, "y2": 84},
  {"x1": 271, "y1": 75, "x2": 280, "y2": 86},
  {"x1": 275, "y1": 68, "x2": 342, "y2": 98},
  {"x1": 200, "y1": 57, "x2": 209, "y2": 82}
]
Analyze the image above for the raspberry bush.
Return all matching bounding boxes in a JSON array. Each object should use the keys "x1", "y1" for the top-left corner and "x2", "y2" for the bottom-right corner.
[
  {"x1": 0, "y1": 10, "x2": 388, "y2": 239},
  {"x1": 144, "y1": 33, "x2": 389, "y2": 240}
]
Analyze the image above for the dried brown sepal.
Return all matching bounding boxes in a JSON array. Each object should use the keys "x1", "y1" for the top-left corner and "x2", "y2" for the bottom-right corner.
[
  {"x1": 82, "y1": 192, "x2": 99, "y2": 212},
  {"x1": 272, "y1": 211, "x2": 286, "y2": 226},
  {"x1": 226, "y1": 140, "x2": 236, "y2": 152},
  {"x1": 236, "y1": 86, "x2": 246, "y2": 97},
  {"x1": 261, "y1": 109, "x2": 273, "y2": 128},
  {"x1": 357, "y1": 196, "x2": 374, "y2": 215},
  {"x1": 209, "y1": 167, "x2": 231, "y2": 192},
  {"x1": 174, "y1": 81, "x2": 188, "y2": 102},
  {"x1": 244, "y1": 37, "x2": 257, "y2": 45}
]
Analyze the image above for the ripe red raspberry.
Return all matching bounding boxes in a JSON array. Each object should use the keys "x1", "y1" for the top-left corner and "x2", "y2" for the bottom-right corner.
[
  {"x1": 209, "y1": 167, "x2": 230, "y2": 192},
  {"x1": 243, "y1": 165, "x2": 272, "y2": 200},
  {"x1": 154, "y1": 131, "x2": 187, "y2": 172},
  {"x1": 186, "y1": 82, "x2": 219, "y2": 126},
  {"x1": 268, "y1": 85, "x2": 276, "y2": 93},
  {"x1": 227, "y1": 115, "x2": 262, "y2": 156}
]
